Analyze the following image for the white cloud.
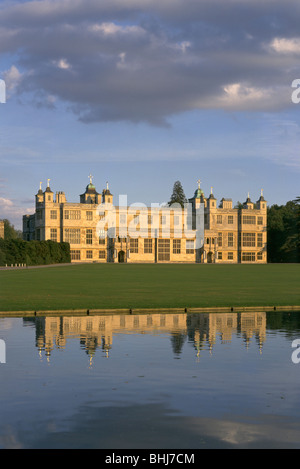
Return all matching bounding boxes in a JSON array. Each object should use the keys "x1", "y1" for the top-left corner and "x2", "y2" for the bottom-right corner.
[
  {"x1": 0, "y1": 197, "x2": 14, "y2": 209},
  {"x1": 89, "y1": 22, "x2": 146, "y2": 37},
  {"x1": 53, "y1": 58, "x2": 71, "y2": 70},
  {"x1": 0, "y1": 197, "x2": 34, "y2": 229},
  {"x1": 269, "y1": 37, "x2": 300, "y2": 54},
  {"x1": 2, "y1": 65, "x2": 22, "y2": 97}
]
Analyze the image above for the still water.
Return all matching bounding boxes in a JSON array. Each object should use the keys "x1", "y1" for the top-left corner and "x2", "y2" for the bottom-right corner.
[{"x1": 1, "y1": 311, "x2": 300, "y2": 449}]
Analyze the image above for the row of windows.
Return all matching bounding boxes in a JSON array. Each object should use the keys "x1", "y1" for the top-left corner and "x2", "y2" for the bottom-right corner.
[
  {"x1": 41, "y1": 210, "x2": 265, "y2": 226},
  {"x1": 63, "y1": 229, "x2": 107, "y2": 245},
  {"x1": 57, "y1": 229, "x2": 263, "y2": 250},
  {"x1": 206, "y1": 233, "x2": 235, "y2": 247},
  {"x1": 242, "y1": 215, "x2": 263, "y2": 225},
  {"x1": 207, "y1": 232, "x2": 263, "y2": 248},
  {"x1": 242, "y1": 252, "x2": 263, "y2": 261},
  {"x1": 129, "y1": 238, "x2": 195, "y2": 256},
  {"x1": 215, "y1": 215, "x2": 264, "y2": 225},
  {"x1": 70, "y1": 250, "x2": 106, "y2": 260},
  {"x1": 217, "y1": 252, "x2": 264, "y2": 261},
  {"x1": 242, "y1": 232, "x2": 263, "y2": 247},
  {"x1": 49, "y1": 211, "x2": 191, "y2": 225}
]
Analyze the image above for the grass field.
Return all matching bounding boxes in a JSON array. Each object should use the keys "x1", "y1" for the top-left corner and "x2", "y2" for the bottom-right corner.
[{"x1": 0, "y1": 263, "x2": 299, "y2": 312}]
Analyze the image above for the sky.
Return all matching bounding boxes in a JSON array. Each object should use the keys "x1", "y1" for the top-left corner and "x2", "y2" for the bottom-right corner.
[{"x1": 0, "y1": 0, "x2": 300, "y2": 229}]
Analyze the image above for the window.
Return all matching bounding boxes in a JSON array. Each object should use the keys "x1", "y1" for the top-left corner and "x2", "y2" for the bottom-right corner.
[
  {"x1": 257, "y1": 233, "x2": 263, "y2": 247},
  {"x1": 133, "y1": 215, "x2": 139, "y2": 225},
  {"x1": 173, "y1": 239, "x2": 181, "y2": 254},
  {"x1": 242, "y1": 233, "x2": 256, "y2": 247},
  {"x1": 86, "y1": 211, "x2": 93, "y2": 221},
  {"x1": 144, "y1": 238, "x2": 153, "y2": 254},
  {"x1": 148, "y1": 214, "x2": 152, "y2": 225},
  {"x1": 206, "y1": 238, "x2": 210, "y2": 245},
  {"x1": 99, "y1": 250, "x2": 106, "y2": 259},
  {"x1": 64, "y1": 228, "x2": 81, "y2": 244},
  {"x1": 243, "y1": 215, "x2": 256, "y2": 224},
  {"x1": 158, "y1": 239, "x2": 170, "y2": 261},
  {"x1": 218, "y1": 233, "x2": 222, "y2": 247},
  {"x1": 228, "y1": 215, "x2": 234, "y2": 224},
  {"x1": 36, "y1": 229, "x2": 40, "y2": 241},
  {"x1": 217, "y1": 215, "x2": 222, "y2": 224},
  {"x1": 36, "y1": 210, "x2": 42, "y2": 220},
  {"x1": 228, "y1": 232, "x2": 234, "y2": 247},
  {"x1": 186, "y1": 239, "x2": 195, "y2": 254},
  {"x1": 160, "y1": 215, "x2": 166, "y2": 225},
  {"x1": 130, "y1": 238, "x2": 139, "y2": 253},
  {"x1": 120, "y1": 213, "x2": 126, "y2": 224},
  {"x1": 50, "y1": 228, "x2": 57, "y2": 242},
  {"x1": 71, "y1": 250, "x2": 81, "y2": 260},
  {"x1": 227, "y1": 252, "x2": 233, "y2": 260},
  {"x1": 50, "y1": 210, "x2": 57, "y2": 219},
  {"x1": 64, "y1": 210, "x2": 81, "y2": 220},
  {"x1": 257, "y1": 252, "x2": 263, "y2": 260},
  {"x1": 257, "y1": 216, "x2": 263, "y2": 225},
  {"x1": 242, "y1": 252, "x2": 256, "y2": 262},
  {"x1": 86, "y1": 229, "x2": 93, "y2": 245},
  {"x1": 218, "y1": 252, "x2": 222, "y2": 259},
  {"x1": 174, "y1": 216, "x2": 180, "y2": 226},
  {"x1": 86, "y1": 250, "x2": 93, "y2": 259},
  {"x1": 98, "y1": 230, "x2": 106, "y2": 245}
]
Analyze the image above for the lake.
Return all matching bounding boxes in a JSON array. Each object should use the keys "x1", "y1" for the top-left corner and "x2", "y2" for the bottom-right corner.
[{"x1": 1, "y1": 311, "x2": 300, "y2": 449}]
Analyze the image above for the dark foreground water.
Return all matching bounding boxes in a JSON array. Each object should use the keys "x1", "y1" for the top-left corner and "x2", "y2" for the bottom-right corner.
[{"x1": 1, "y1": 311, "x2": 300, "y2": 449}]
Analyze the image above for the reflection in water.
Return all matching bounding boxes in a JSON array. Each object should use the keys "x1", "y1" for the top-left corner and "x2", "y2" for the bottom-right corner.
[
  {"x1": 2, "y1": 310, "x2": 300, "y2": 449},
  {"x1": 30, "y1": 312, "x2": 267, "y2": 365}
]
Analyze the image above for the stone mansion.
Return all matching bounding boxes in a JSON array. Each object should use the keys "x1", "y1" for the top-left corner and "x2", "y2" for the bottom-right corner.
[{"x1": 22, "y1": 177, "x2": 267, "y2": 264}]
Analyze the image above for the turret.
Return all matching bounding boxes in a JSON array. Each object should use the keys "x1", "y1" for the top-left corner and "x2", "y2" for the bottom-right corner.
[
  {"x1": 102, "y1": 181, "x2": 113, "y2": 205},
  {"x1": 256, "y1": 189, "x2": 267, "y2": 211},
  {"x1": 189, "y1": 179, "x2": 205, "y2": 209},
  {"x1": 80, "y1": 174, "x2": 101, "y2": 204},
  {"x1": 206, "y1": 187, "x2": 216, "y2": 210},
  {"x1": 44, "y1": 179, "x2": 54, "y2": 203},
  {"x1": 244, "y1": 192, "x2": 254, "y2": 210},
  {"x1": 35, "y1": 181, "x2": 44, "y2": 205}
]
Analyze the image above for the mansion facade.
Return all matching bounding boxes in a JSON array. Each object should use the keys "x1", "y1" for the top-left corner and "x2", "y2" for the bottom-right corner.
[{"x1": 22, "y1": 178, "x2": 267, "y2": 264}]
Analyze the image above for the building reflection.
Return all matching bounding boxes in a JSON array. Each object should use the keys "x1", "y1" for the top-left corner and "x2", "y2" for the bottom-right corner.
[{"x1": 30, "y1": 311, "x2": 267, "y2": 363}]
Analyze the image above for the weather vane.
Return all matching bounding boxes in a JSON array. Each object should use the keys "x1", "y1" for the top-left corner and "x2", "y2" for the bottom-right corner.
[{"x1": 89, "y1": 174, "x2": 93, "y2": 184}]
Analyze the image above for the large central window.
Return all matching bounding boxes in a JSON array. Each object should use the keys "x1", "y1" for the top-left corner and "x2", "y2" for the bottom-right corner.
[
  {"x1": 64, "y1": 228, "x2": 81, "y2": 244},
  {"x1": 242, "y1": 233, "x2": 256, "y2": 247}
]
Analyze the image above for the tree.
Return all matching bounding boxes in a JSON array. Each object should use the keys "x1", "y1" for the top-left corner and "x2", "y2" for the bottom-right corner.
[
  {"x1": 3, "y1": 219, "x2": 22, "y2": 240},
  {"x1": 168, "y1": 181, "x2": 187, "y2": 208},
  {"x1": 267, "y1": 198, "x2": 300, "y2": 263}
]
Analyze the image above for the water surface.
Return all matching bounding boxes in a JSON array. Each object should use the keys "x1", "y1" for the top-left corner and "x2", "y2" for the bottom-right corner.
[{"x1": 1, "y1": 311, "x2": 300, "y2": 449}]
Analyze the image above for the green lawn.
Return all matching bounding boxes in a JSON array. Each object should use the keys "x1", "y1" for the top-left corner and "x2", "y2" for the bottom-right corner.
[{"x1": 0, "y1": 263, "x2": 299, "y2": 312}]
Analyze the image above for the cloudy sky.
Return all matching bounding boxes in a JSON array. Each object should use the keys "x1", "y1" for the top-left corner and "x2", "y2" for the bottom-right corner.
[{"x1": 0, "y1": 0, "x2": 300, "y2": 228}]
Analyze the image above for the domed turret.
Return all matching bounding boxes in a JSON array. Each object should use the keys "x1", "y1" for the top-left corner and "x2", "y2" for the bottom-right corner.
[{"x1": 80, "y1": 174, "x2": 100, "y2": 204}]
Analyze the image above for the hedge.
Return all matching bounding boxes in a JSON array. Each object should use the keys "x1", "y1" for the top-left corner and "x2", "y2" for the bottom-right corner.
[{"x1": 0, "y1": 239, "x2": 71, "y2": 266}]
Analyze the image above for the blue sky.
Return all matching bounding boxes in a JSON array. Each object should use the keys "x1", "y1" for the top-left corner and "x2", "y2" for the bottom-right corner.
[{"x1": 0, "y1": 0, "x2": 300, "y2": 229}]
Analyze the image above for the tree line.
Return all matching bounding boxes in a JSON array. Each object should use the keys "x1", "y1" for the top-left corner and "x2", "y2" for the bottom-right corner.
[
  {"x1": 267, "y1": 197, "x2": 300, "y2": 263},
  {"x1": 0, "y1": 219, "x2": 70, "y2": 266}
]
